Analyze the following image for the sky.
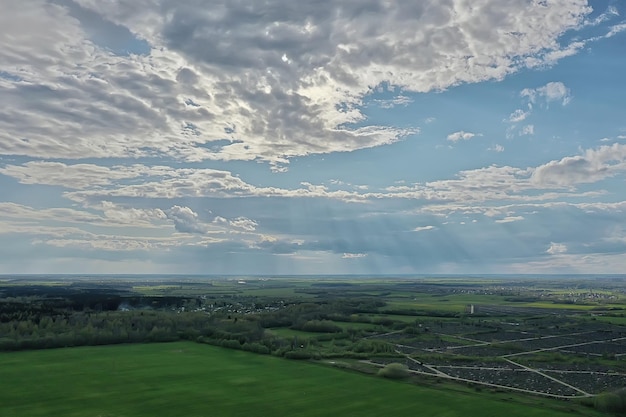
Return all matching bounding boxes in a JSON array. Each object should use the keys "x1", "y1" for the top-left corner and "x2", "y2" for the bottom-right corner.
[{"x1": 1, "y1": 0, "x2": 626, "y2": 275}]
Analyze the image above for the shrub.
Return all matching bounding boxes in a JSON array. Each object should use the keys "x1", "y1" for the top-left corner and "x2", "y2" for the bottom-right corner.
[
  {"x1": 220, "y1": 339, "x2": 242, "y2": 350},
  {"x1": 284, "y1": 350, "x2": 313, "y2": 360},
  {"x1": 378, "y1": 363, "x2": 409, "y2": 379},
  {"x1": 594, "y1": 387, "x2": 626, "y2": 414},
  {"x1": 301, "y1": 320, "x2": 342, "y2": 333},
  {"x1": 242, "y1": 342, "x2": 270, "y2": 355}
]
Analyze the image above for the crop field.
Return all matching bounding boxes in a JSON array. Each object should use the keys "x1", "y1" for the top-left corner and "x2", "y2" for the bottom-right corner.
[
  {"x1": 267, "y1": 327, "x2": 323, "y2": 339},
  {"x1": 0, "y1": 342, "x2": 602, "y2": 417}
]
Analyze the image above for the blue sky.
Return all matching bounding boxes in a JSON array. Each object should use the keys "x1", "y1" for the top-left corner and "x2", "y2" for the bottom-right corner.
[{"x1": 1, "y1": 0, "x2": 626, "y2": 275}]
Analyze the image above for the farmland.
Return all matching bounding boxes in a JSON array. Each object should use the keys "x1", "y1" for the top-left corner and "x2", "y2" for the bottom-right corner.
[
  {"x1": 1, "y1": 274, "x2": 625, "y2": 415},
  {"x1": 0, "y1": 342, "x2": 603, "y2": 417}
]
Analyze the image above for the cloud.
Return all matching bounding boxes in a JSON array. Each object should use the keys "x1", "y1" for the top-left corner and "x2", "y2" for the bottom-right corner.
[
  {"x1": 606, "y1": 22, "x2": 626, "y2": 38},
  {"x1": 413, "y1": 225, "x2": 435, "y2": 232},
  {"x1": 0, "y1": 0, "x2": 596, "y2": 168},
  {"x1": 495, "y1": 216, "x2": 524, "y2": 223},
  {"x1": 0, "y1": 202, "x2": 103, "y2": 224},
  {"x1": 531, "y1": 143, "x2": 626, "y2": 187},
  {"x1": 488, "y1": 144, "x2": 504, "y2": 153},
  {"x1": 2, "y1": 0, "x2": 625, "y2": 280},
  {"x1": 447, "y1": 131, "x2": 478, "y2": 142},
  {"x1": 521, "y1": 81, "x2": 572, "y2": 106},
  {"x1": 165, "y1": 205, "x2": 207, "y2": 234},
  {"x1": 419, "y1": 165, "x2": 533, "y2": 202},
  {"x1": 96, "y1": 201, "x2": 167, "y2": 226},
  {"x1": 0, "y1": 201, "x2": 166, "y2": 228},
  {"x1": 546, "y1": 242, "x2": 568, "y2": 255},
  {"x1": 0, "y1": 161, "x2": 146, "y2": 189},
  {"x1": 228, "y1": 217, "x2": 258, "y2": 232},
  {"x1": 371, "y1": 95, "x2": 414, "y2": 109},
  {"x1": 342, "y1": 253, "x2": 367, "y2": 259},
  {"x1": 213, "y1": 215, "x2": 258, "y2": 232},
  {"x1": 34, "y1": 236, "x2": 186, "y2": 252},
  {"x1": 508, "y1": 109, "x2": 530, "y2": 123},
  {"x1": 0, "y1": 161, "x2": 368, "y2": 203},
  {"x1": 519, "y1": 125, "x2": 534, "y2": 136},
  {"x1": 0, "y1": 218, "x2": 191, "y2": 252},
  {"x1": 3, "y1": 142, "x2": 623, "y2": 209}
]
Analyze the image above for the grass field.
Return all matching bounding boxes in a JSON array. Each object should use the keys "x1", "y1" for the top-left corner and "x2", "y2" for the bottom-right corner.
[
  {"x1": 266, "y1": 327, "x2": 323, "y2": 339},
  {"x1": 0, "y1": 342, "x2": 603, "y2": 417}
]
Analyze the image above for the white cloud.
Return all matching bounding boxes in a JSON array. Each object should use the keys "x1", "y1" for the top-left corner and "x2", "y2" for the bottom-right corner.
[
  {"x1": 0, "y1": 219, "x2": 194, "y2": 252},
  {"x1": 3, "y1": 143, "x2": 623, "y2": 210},
  {"x1": 371, "y1": 95, "x2": 414, "y2": 109},
  {"x1": 0, "y1": 201, "x2": 166, "y2": 228},
  {"x1": 35, "y1": 236, "x2": 187, "y2": 252},
  {"x1": 342, "y1": 253, "x2": 367, "y2": 259},
  {"x1": 0, "y1": 161, "x2": 370, "y2": 203},
  {"x1": 519, "y1": 125, "x2": 535, "y2": 136},
  {"x1": 606, "y1": 22, "x2": 626, "y2": 38},
  {"x1": 0, "y1": 202, "x2": 102, "y2": 224},
  {"x1": 421, "y1": 165, "x2": 532, "y2": 201},
  {"x1": 165, "y1": 206, "x2": 207, "y2": 234},
  {"x1": 495, "y1": 216, "x2": 524, "y2": 223},
  {"x1": 96, "y1": 202, "x2": 167, "y2": 226},
  {"x1": 546, "y1": 242, "x2": 568, "y2": 255},
  {"x1": 521, "y1": 82, "x2": 572, "y2": 106},
  {"x1": 0, "y1": 0, "x2": 595, "y2": 168},
  {"x1": 0, "y1": 0, "x2": 623, "y2": 277},
  {"x1": 229, "y1": 217, "x2": 258, "y2": 232},
  {"x1": 0, "y1": 161, "x2": 146, "y2": 189},
  {"x1": 531, "y1": 143, "x2": 626, "y2": 187},
  {"x1": 507, "y1": 109, "x2": 530, "y2": 123},
  {"x1": 447, "y1": 131, "x2": 478, "y2": 142}
]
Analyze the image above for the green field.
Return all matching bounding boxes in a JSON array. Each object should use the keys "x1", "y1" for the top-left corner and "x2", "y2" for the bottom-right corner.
[
  {"x1": 267, "y1": 327, "x2": 323, "y2": 339},
  {"x1": 0, "y1": 342, "x2": 602, "y2": 417}
]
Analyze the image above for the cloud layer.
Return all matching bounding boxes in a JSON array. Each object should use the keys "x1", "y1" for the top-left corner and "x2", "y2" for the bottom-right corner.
[
  {"x1": 1, "y1": 1, "x2": 626, "y2": 274},
  {"x1": 0, "y1": 0, "x2": 596, "y2": 169}
]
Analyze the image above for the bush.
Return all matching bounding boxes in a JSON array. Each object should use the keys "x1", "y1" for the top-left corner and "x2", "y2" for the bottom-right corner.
[
  {"x1": 378, "y1": 363, "x2": 410, "y2": 379},
  {"x1": 242, "y1": 342, "x2": 270, "y2": 355},
  {"x1": 220, "y1": 339, "x2": 242, "y2": 350},
  {"x1": 284, "y1": 350, "x2": 314, "y2": 360},
  {"x1": 594, "y1": 388, "x2": 626, "y2": 414},
  {"x1": 301, "y1": 320, "x2": 342, "y2": 333},
  {"x1": 352, "y1": 339, "x2": 394, "y2": 354}
]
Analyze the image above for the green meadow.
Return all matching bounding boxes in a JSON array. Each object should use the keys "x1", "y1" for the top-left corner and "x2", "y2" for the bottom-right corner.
[{"x1": 0, "y1": 342, "x2": 602, "y2": 417}]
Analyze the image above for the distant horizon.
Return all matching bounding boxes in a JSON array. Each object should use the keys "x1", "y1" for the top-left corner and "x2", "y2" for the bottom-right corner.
[{"x1": 3, "y1": 273, "x2": 626, "y2": 279}]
